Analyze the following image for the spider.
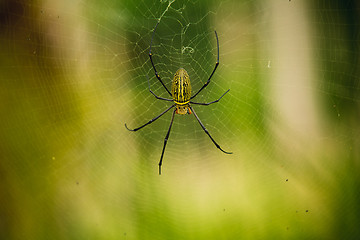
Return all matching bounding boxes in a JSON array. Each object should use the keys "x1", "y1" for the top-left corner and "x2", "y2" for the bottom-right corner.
[{"x1": 125, "y1": 22, "x2": 232, "y2": 174}]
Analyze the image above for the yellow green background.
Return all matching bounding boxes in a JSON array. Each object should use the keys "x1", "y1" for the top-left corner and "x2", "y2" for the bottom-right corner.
[{"x1": 1, "y1": 0, "x2": 359, "y2": 239}]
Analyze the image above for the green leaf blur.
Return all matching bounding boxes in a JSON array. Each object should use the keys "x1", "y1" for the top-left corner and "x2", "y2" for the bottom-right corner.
[{"x1": 0, "y1": 0, "x2": 359, "y2": 239}]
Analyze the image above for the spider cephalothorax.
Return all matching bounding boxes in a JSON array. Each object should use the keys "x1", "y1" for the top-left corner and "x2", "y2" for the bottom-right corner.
[{"x1": 125, "y1": 22, "x2": 232, "y2": 174}]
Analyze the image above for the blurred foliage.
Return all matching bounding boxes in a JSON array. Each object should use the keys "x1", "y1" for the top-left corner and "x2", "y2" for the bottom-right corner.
[{"x1": 0, "y1": 0, "x2": 359, "y2": 239}]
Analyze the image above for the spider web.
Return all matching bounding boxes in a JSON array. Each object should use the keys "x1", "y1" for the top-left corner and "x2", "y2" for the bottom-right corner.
[{"x1": 1, "y1": 0, "x2": 360, "y2": 239}]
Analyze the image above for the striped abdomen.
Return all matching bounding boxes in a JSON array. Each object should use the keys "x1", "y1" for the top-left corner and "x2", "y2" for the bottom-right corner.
[{"x1": 171, "y1": 68, "x2": 191, "y2": 104}]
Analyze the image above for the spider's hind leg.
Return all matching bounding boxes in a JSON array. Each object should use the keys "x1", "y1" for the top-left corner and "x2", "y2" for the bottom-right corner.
[
  {"x1": 190, "y1": 30, "x2": 220, "y2": 100},
  {"x1": 190, "y1": 89, "x2": 230, "y2": 106},
  {"x1": 149, "y1": 22, "x2": 172, "y2": 97}
]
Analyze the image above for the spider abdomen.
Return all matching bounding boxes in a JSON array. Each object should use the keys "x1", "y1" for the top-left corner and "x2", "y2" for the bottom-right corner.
[{"x1": 172, "y1": 68, "x2": 191, "y2": 104}]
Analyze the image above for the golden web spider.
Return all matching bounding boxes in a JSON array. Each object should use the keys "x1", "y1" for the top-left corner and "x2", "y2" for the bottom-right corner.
[{"x1": 125, "y1": 22, "x2": 232, "y2": 174}]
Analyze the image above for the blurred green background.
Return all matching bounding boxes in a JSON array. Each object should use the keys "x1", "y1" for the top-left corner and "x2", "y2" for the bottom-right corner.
[{"x1": 1, "y1": 0, "x2": 359, "y2": 239}]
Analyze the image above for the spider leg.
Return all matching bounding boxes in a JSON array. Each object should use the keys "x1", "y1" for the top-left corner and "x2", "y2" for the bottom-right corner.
[
  {"x1": 149, "y1": 22, "x2": 172, "y2": 97},
  {"x1": 190, "y1": 89, "x2": 229, "y2": 106},
  {"x1": 190, "y1": 30, "x2": 220, "y2": 100},
  {"x1": 125, "y1": 104, "x2": 175, "y2": 132},
  {"x1": 147, "y1": 74, "x2": 173, "y2": 102},
  {"x1": 159, "y1": 108, "x2": 176, "y2": 175},
  {"x1": 189, "y1": 106, "x2": 232, "y2": 154}
]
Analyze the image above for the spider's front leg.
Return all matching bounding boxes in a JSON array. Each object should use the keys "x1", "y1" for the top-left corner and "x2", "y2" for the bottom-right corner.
[
  {"x1": 189, "y1": 106, "x2": 232, "y2": 154},
  {"x1": 158, "y1": 108, "x2": 176, "y2": 175},
  {"x1": 125, "y1": 104, "x2": 175, "y2": 132}
]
